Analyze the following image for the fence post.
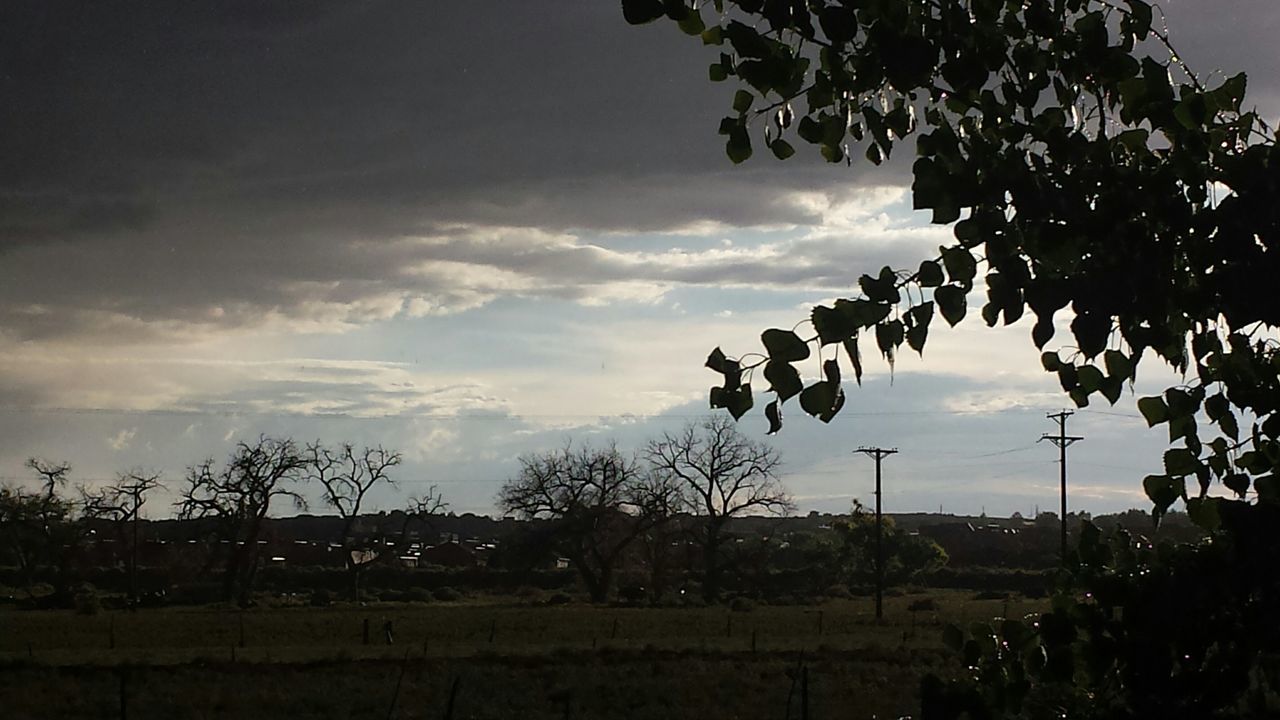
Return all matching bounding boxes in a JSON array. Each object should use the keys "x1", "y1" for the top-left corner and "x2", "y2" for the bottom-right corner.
[
  {"x1": 384, "y1": 649, "x2": 411, "y2": 720},
  {"x1": 118, "y1": 668, "x2": 129, "y2": 720},
  {"x1": 801, "y1": 666, "x2": 809, "y2": 720},
  {"x1": 443, "y1": 676, "x2": 461, "y2": 720}
]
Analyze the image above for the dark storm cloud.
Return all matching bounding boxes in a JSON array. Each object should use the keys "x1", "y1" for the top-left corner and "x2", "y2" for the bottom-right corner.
[
  {"x1": 0, "y1": 1, "x2": 1276, "y2": 342},
  {"x1": 0, "y1": 1, "x2": 865, "y2": 239}
]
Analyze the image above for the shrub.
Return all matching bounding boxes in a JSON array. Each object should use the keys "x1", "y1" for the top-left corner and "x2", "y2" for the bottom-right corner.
[
  {"x1": 73, "y1": 585, "x2": 101, "y2": 615},
  {"x1": 308, "y1": 589, "x2": 332, "y2": 607},
  {"x1": 824, "y1": 583, "x2": 853, "y2": 599},
  {"x1": 433, "y1": 586, "x2": 462, "y2": 602},
  {"x1": 729, "y1": 596, "x2": 755, "y2": 612},
  {"x1": 907, "y1": 597, "x2": 938, "y2": 612},
  {"x1": 404, "y1": 586, "x2": 434, "y2": 603},
  {"x1": 546, "y1": 592, "x2": 572, "y2": 605},
  {"x1": 511, "y1": 586, "x2": 541, "y2": 604}
]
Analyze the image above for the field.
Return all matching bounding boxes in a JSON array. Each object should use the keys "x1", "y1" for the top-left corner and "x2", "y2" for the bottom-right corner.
[{"x1": 0, "y1": 591, "x2": 1044, "y2": 719}]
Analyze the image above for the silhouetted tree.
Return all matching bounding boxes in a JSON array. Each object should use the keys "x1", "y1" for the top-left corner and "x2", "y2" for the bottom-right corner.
[
  {"x1": 399, "y1": 486, "x2": 449, "y2": 546},
  {"x1": 305, "y1": 442, "x2": 401, "y2": 600},
  {"x1": 176, "y1": 436, "x2": 307, "y2": 605},
  {"x1": 646, "y1": 416, "x2": 793, "y2": 601},
  {"x1": 81, "y1": 469, "x2": 164, "y2": 604},
  {"x1": 498, "y1": 442, "x2": 676, "y2": 603},
  {"x1": 834, "y1": 500, "x2": 947, "y2": 589}
]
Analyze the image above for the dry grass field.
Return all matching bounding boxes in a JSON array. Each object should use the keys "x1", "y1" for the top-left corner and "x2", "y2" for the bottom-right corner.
[{"x1": 0, "y1": 591, "x2": 1045, "y2": 719}]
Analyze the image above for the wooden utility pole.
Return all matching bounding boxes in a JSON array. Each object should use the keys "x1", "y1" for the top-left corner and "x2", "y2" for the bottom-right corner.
[
  {"x1": 856, "y1": 446, "x2": 897, "y2": 621},
  {"x1": 1041, "y1": 411, "x2": 1083, "y2": 563}
]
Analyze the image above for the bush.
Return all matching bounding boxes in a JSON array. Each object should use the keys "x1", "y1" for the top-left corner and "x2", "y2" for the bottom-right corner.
[
  {"x1": 824, "y1": 583, "x2": 853, "y2": 599},
  {"x1": 309, "y1": 589, "x2": 332, "y2": 607},
  {"x1": 433, "y1": 586, "x2": 462, "y2": 602},
  {"x1": 618, "y1": 584, "x2": 647, "y2": 605},
  {"x1": 73, "y1": 585, "x2": 101, "y2": 616},
  {"x1": 513, "y1": 586, "x2": 545, "y2": 604},
  {"x1": 546, "y1": 592, "x2": 572, "y2": 606},
  {"x1": 907, "y1": 597, "x2": 938, "y2": 612},
  {"x1": 404, "y1": 586, "x2": 434, "y2": 603},
  {"x1": 729, "y1": 596, "x2": 755, "y2": 612}
]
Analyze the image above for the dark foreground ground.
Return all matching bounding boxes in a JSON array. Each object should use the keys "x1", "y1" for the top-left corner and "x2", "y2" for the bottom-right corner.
[{"x1": 0, "y1": 592, "x2": 1037, "y2": 719}]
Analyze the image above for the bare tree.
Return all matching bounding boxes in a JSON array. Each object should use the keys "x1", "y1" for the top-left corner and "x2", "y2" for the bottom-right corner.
[
  {"x1": 81, "y1": 470, "x2": 164, "y2": 604},
  {"x1": 0, "y1": 484, "x2": 70, "y2": 594},
  {"x1": 399, "y1": 487, "x2": 449, "y2": 546},
  {"x1": 175, "y1": 436, "x2": 307, "y2": 606},
  {"x1": 25, "y1": 458, "x2": 71, "y2": 500},
  {"x1": 498, "y1": 442, "x2": 673, "y2": 603},
  {"x1": 305, "y1": 442, "x2": 401, "y2": 600},
  {"x1": 0, "y1": 459, "x2": 93, "y2": 602},
  {"x1": 645, "y1": 415, "x2": 793, "y2": 601}
]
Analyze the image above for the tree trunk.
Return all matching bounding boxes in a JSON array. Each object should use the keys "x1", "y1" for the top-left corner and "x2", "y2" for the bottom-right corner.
[
  {"x1": 702, "y1": 537, "x2": 721, "y2": 603},
  {"x1": 349, "y1": 561, "x2": 363, "y2": 603}
]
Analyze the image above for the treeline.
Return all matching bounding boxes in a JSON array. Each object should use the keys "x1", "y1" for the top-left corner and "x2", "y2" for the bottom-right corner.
[
  {"x1": 0, "y1": 437, "x2": 440, "y2": 607},
  {"x1": 0, "y1": 418, "x2": 953, "y2": 608},
  {"x1": 1, "y1": 419, "x2": 1200, "y2": 610}
]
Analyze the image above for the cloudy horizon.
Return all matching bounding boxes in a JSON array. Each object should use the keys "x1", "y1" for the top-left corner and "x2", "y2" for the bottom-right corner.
[{"x1": 3, "y1": 1, "x2": 1277, "y2": 519}]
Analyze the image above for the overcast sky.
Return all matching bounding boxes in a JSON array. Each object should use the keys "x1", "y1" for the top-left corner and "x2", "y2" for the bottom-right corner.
[{"x1": 2, "y1": 1, "x2": 1277, "y2": 519}]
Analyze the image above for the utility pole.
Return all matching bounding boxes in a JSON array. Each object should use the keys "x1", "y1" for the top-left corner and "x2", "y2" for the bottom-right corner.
[
  {"x1": 856, "y1": 446, "x2": 898, "y2": 622},
  {"x1": 1040, "y1": 411, "x2": 1083, "y2": 564}
]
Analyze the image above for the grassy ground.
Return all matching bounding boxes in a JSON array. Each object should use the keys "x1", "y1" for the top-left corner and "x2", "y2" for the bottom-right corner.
[{"x1": 0, "y1": 591, "x2": 1045, "y2": 719}]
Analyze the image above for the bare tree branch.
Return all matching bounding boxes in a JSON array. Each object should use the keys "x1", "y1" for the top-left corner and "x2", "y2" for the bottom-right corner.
[{"x1": 645, "y1": 415, "x2": 794, "y2": 601}]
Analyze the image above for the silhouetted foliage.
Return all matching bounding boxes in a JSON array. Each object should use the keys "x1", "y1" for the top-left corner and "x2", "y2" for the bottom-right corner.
[
  {"x1": 498, "y1": 442, "x2": 678, "y2": 602},
  {"x1": 176, "y1": 436, "x2": 308, "y2": 605},
  {"x1": 629, "y1": 0, "x2": 1280, "y2": 715},
  {"x1": 646, "y1": 416, "x2": 794, "y2": 600}
]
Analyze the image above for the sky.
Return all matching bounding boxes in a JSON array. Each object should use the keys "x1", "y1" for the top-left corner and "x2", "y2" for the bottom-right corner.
[{"x1": 2, "y1": 1, "x2": 1278, "y2": 519}]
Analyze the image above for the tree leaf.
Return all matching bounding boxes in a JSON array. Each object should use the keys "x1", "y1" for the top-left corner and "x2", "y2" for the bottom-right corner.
[
  {"x1": 765, "y1": 399, "x2": 782, "y2": 434},
  {"x1": 761, "y1": 328, "x2": 811, "y2": 362},
  {"x1": 1137, "y1": 396, "x2": 1168, "y2": 426},
  {"x1": 726, "y1": 383, "x2": 754, "y2": 420},
  {"x1": 763, "y1": 360, "x2": 803, "y2": 402},
  {"x1": 876, "y1": 320, "x2": 904, "y2": 359},
  {"x1": 706, "y1": 347, "x2": 728, "y2": 373},
  {"x1": 1163, "y1": 448, "x2": 1201, "y2": 476},
  {"x1": 934, "y1": 286, "x2": 967, "y2": 326},
  {"x1": 1185, "y1": 496, "x2": 1220, "y2": 531},
  {"x1": 1103, "y1": 350, "x2": 1132, "y2": 380},
  {"x1": 917, "y1": 259, "x2": 944, "y2": 287},
  {"x1": 843, "y1": 336, "x2": 863, "y2": 386},
  {"x1": 799, "y1": 381, "x2": 837, "y2": 418},
  {"x1": 726, "y1": 122, "x2": 752, "y2": 163},
  {"x1": 819, "y1": 387, "x2": 845, "y2": 423},
  {"x1": 941, "y1": 247, "x2": 977, "y2": 284},
  {"x1": 813, "y1": 304, "x2": 857, "y2": 345},
  {"x1": 622, "y1": 0, "x2": 666, "y2": 24},
  {"x1": 822, "y1": 358, "x2": 840, "y2": 385},
  {"x1": 770, "y1": 138, "x2": 796, "y2": 160},
  {"x1": 1143, "y1": 474, "x2": 1181, "y2": 515}
]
